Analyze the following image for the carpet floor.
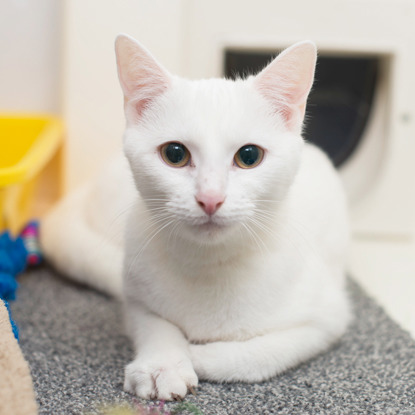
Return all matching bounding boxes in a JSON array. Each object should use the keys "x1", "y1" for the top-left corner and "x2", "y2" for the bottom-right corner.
[{"x1": 11, "y1": 267, "x2": 415, "y2": 415}]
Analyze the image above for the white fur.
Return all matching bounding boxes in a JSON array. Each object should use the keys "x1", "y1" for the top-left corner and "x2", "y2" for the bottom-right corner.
[{"x1": 41, "y1": 35, "x2": 350, "y2": 401}]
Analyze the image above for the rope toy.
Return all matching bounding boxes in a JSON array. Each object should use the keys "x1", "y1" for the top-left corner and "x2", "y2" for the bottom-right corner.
[{"x1": 0, "y1": 221, "x2": 42, "y2": 340}]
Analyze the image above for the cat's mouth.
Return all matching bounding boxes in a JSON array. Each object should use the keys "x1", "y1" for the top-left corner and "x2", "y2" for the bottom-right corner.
[
  {"x1": 194, "y1": 217, "x2": 226, "y2": 233},
  {"x1": 197, "y1": 221, "x2": 223, "y2": 230},
  {"x1": 182, "y1": 216, "x2": 237, "y2": 243}
]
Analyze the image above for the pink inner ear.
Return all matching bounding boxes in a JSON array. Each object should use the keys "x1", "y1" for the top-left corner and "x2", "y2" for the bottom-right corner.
[
  {"x1": 135, "y1": 98, "x2": 151, "y2": 117},
  {"x1": 131, "y1": 76, "x2": 169, "y2": 117},
  {"x1": 256, "y1": 76, "x2": 303, "y2": 131},
  {"x1": 116, "y1": 35, "x2": 171, "y2": 119},
  {"x1": 254, "y1": 42, "x2": 316, "y2": 133}
]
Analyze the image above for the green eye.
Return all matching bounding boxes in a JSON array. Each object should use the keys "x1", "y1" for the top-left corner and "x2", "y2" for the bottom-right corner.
[
  {"x1": 160, "y1": 142, "x2": 190, "y2": 167},
  {"x1": 234, "y1": 145, "x2": 264, "y2": 169}
]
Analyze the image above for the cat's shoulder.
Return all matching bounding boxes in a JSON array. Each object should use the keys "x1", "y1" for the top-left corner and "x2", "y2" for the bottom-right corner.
[
  {"x1": 294, "y1": 142, "x2": 344, "y2": 198},
  {"x1": 300, "y1": 142, "x2": 339, "y2": 179},
  {"x1": 302, "y1": 142, "x2": 333, "y2": 167}
]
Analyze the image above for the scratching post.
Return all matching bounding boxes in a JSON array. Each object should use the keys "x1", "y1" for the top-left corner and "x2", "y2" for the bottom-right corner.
[{"x1": 0, "y1": 300, "x2": 37, "y2": 415}]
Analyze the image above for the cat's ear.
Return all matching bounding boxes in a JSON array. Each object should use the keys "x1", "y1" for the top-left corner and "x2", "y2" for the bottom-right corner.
[
  {"x1": 254, "y1": 41, "x2": 317, "y2": 133},
  {"x1": 115, "y1": 34, "x2": 171, "y2": 118}
]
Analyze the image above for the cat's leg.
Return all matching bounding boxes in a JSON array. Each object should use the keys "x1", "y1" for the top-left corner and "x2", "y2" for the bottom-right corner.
[
  {"x1": 189, "y1": 323, "x2": 345, "y2": 383},
  {"x1": 124, "y1": 303, "x2": 198, "y2": 400}
]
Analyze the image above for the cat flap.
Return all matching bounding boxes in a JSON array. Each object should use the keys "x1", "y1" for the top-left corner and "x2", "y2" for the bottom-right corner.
[
  {"x1": 253, "y1": 41, "x2": 317, "y2": 134},
  {"x1": 115, "y1": 34, "x2": 172, "y2": 118}
]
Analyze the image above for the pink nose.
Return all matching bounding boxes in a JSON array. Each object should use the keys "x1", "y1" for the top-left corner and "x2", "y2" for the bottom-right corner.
[{"x1": 196, "y1": 192, "x2": 225, "y2": 216}]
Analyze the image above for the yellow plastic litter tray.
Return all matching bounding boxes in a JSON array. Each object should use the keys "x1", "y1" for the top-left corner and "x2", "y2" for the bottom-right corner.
[{"x1": 0, "y1": 114, "x2": 65, "y2": 235}]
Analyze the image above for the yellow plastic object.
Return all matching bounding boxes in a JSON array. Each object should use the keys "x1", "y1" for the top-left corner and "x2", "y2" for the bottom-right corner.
[{"x1": 0, "y1": 114, "x2": 65, "y2": 235}]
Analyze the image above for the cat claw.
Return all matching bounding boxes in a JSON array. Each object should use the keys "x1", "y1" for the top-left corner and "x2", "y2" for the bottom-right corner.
[
  {"x1": 188, "y1": 386, "x2": 197, "y2": 396},
  {"x1": 172, "y1": 393, "x2": 183, "y2": 402}
]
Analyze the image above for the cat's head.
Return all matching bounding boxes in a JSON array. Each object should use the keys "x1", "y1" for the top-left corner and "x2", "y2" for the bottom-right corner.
[{"x1": 115, "y1": 35, "x2": 316, "y2": 244}]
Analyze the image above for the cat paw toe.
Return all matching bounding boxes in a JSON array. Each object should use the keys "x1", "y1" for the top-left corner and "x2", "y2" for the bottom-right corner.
[
  {"x1": 124, "y1": 359, "x2": 198, "y2": 401},
  {"x1": 124, "y1": 362, "x2": 156, "y2": 400}
]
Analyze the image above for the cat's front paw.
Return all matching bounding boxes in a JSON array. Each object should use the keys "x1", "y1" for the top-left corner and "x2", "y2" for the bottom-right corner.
[{"x1": 124, "y1": 357, "x2": 198, "y2": 401}]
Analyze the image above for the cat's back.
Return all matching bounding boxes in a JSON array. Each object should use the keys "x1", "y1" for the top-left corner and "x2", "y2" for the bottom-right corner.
[
  {"x1": 288, "y1": 142, "x2": 349, "y2": 262},
  {"x1": 297, "y1": 142, "x2": 347, "y2": 215}
]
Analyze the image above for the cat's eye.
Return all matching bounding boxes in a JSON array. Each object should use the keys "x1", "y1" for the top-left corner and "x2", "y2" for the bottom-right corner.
[
  {"x1": 234, "y1": 145, "x2": 264, "y2": 169},
  {"x1": 160, "y1": 142, "x2": 191, "y2": 167}
]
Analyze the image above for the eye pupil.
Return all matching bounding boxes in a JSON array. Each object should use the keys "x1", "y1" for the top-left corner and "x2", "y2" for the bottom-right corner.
[
  {"x1": 165, "y1": 143, "x2": 186, "y2": 164},
  {"x1": 160, "y1": 142, "x2": 190, "y2": 167},
  {"x1": 238, "y1": 145, "x2": 259, "y2": 166},
  {"x1": 234, "y1": 144, "x2": 264, "y2": 168}
]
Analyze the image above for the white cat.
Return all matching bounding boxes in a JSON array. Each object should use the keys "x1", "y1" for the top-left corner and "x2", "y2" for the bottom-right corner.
[{"x1": 41, "y1": 34, "x2": 351, "y2": 401}]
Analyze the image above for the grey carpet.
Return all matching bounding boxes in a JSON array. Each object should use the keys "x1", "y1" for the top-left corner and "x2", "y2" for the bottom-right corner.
[{"x1": 11, "y1": 267, "x2": 415, "y2": 415}]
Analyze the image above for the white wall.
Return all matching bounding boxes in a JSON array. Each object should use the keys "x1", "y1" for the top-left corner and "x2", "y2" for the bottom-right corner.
[
  {"x1": 63, "y1": 0, "x2": 186, "y2": 189},
  {"x1": 0, "y1": 0, "x2": 62, "y2": 113}
]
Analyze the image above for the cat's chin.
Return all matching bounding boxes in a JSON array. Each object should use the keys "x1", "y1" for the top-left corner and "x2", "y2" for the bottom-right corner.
[
  {"x1": 196, "y1": 222, "x2": 224, "y2": 233},
  {"x1": 183, "y1": 220, "x2": 236, "y2": 244}
]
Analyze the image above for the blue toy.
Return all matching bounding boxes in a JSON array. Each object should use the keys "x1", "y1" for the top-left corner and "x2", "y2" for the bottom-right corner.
[{"x1": 0, "y1": 223, "x2": 42, "y2": 340}]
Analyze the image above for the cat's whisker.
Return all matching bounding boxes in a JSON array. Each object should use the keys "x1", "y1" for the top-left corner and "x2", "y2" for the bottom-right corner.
[
  {"x1": 109, "y1": 200, "x2": 139, "y2": 223},
  {"x1": 252, "y1": 210, "x2": 278, "y2": 223},
  {"x1": 241, "y1": 221, "x2": 268, "y2": 256},
  {"x1": 137, "y1": 213, "x2": 174, "y2": 238},
  {"x1": 125, "y1": 216, "x2": 176, "y2": 283},
  {"x1": 253, "y1": 199, "x2": 282, "y2": 204},
  {"x1": 249, "y1": 224, "x2": 269, "y2": 256},
  {"x1": 254, "y1": 207, "x2": 312, "y2": 239},
  {"x1": 265, "y1": 211, "x2": 317, "y2": 253},
  {"x1": 167, "y1": 219, "x2": 181, "y2": 246},
  {"x1": 248, "y1": 218, "x2": 274, "y2": 250},
  {"x1": 145, "y1": 207, "x2": 172, "y2": 214},
  {"x1": 122, "y1": 212, "x2": 173, "y2": 253},
  {"x1": 249, "y1": 209, "x2": 315, "y2": 265},
  {"x1": 247, "y1": 216, "x2": 276, "y2": 241},
  {"x1": 95, "y1": 199, "x2": 172, "y2": 256},
  {"x1": 92, "y1": 200, "x2": 139, "y2": 260},
  {"x1": 257, "y1": 212, "x2": 312, "y2": 259},
  {"x1": 103, "y1": 200, "x2": 171, "y2": 249},
  {"x1": 142, "y1": 197, "x2": 170, "y2": 201},
  {"x1": 143, "y1": 198, "x2": 170, "y2": 204},
  {"x1": 144, "y1": 202, "x2": 169, "y2": 207}
]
